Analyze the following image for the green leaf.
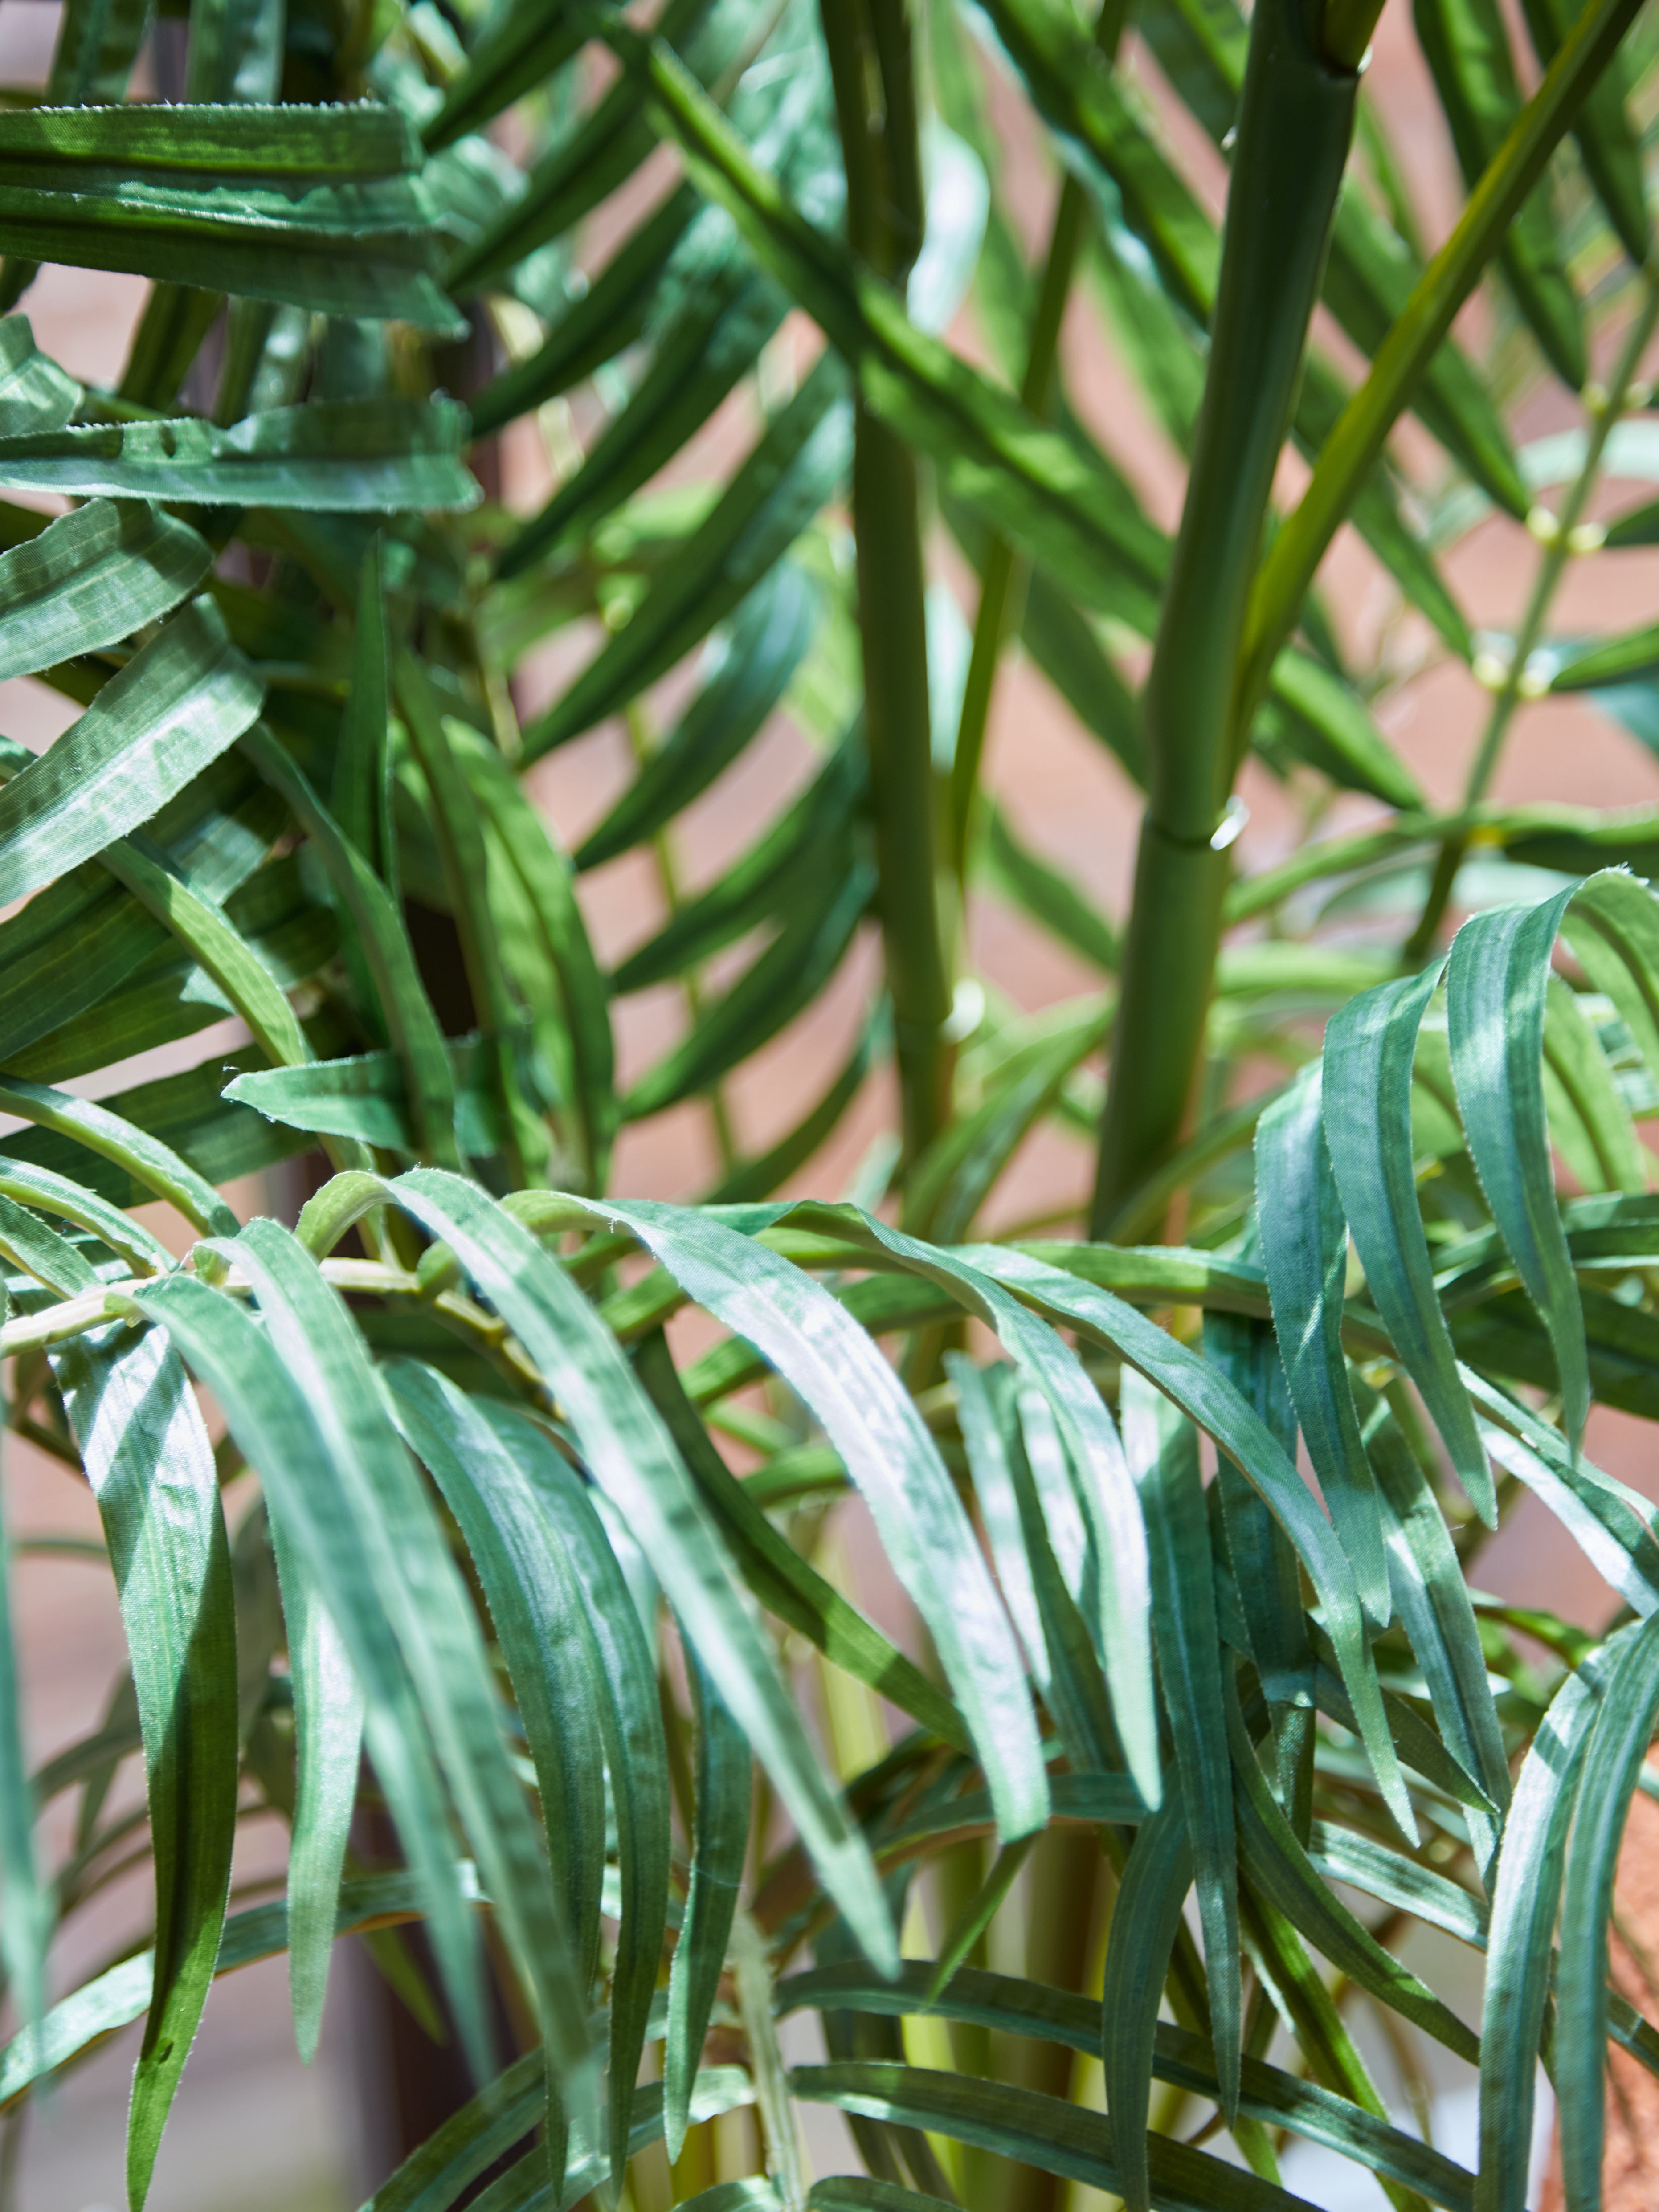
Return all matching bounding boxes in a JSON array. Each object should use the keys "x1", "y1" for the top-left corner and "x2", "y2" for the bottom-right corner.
[
  {"x1": 450, "y1": 725, "x2": 617, "y2": 1191},
  {"x1": 0, "y1": 313, "x2": 80, "y2": 432},
  {"x1": 664, "y1": 1646, "x2": 750, "y2": 2161},
  {"x1": 1225, "y1": 1684, "x2": 1479, "y2": 2063},
  {"x1": 0, "y1": 1863, "x2": 487, "y2": 2110},
  {"x1": 519, "y1": 354, "x2": 853, "y2": 749},
  {"x1": 507, "y1": 263, "x2": 786, "y2": 573},
  {"x1": 1411, "y1": 0, "x2": 1585, "y2": 386},
  {"x1": 1543, "y1": 971, "x2": 1648, "y2": 1195},
  {"x1": 0, "y1": 499, "x2": 210, "y2": 683},
  {"x1": 101, "y1": 836, "x2": 313, "y2": 1072},
  {"x1": 0, "y1": 1190, "x2": 97, "y2": 1297},
  {"x1": 442, "y1": 0, "x2": 733, "y2": 291},
  {"x1": 213, "y1": 1222, "x2": 593, "y2": 2159},
  {"x1": 470, "y1": 186, "x2": 699, "y2": 438},
  {"x1": 617, "y1": 33, "x2": 1171, "y2": 630},
  {"x1": 266, "y1": 1505, "x2": 362, "y2": 2067},
  {"x1": 1446, "y1": 884, "x2": 1590, "y2": 1444},
  {"x1": 424, "y1": 0, "x2": 608, "y2": 152},
  {"x1": 371, "y1": 2064, "x2": 756, "y2": 2212},
  {"x1": 576, "y1": 563, "x2": 823, "y2": 871},
  {"x1": 1255, "y1": 1064, "x2": 1393, "y2": 1624},
  {"x1": 967, "y1": 1244, "x2": 1414, "y2": 1839},
  {"x1": 1243, "y1": 0, "x2": 1645, "y2": 698},
  {"x1": 1262, "y1": 649, "x2": 1426, "y2": 812},
  {"x1": 131, "y1": 1268, "x2": 502, "y2": 2089},
  {"x1": 1561, "y1": 869, "x2": 1659, "y2": 1111},
  {"x1": 1202, "y1": 1310, "x2": 1315, "y2": 1821},
  {"x1": 1550, "y1": 622, "x2": 1659, "y2": 690},
  {"x1": 946, "y1": 500, "x2": 1147, "y2": 783},
  {"x1": 700, "y1": 1004, "x2": 887, "y2": 1205},
  {"x1": 0, "y1": 1397, "x2": 50, "y2": 2040},
  {"x1": 0, "y1": 598, "x2": 262, "y2": 913},
  {"x1": 949, "y1": 1358, "x2": 1111, "y2": 1773},
  {"x1": 979, "y1": 804, "x2": 1119, "y2": 973},
  {"x1": 50, "y1": 1322, "x2": 238, "y2": 2211},
  {"x1": 185, "y1": 0, "x2": 284, "y2": 103},
  {"x1": 361, "y1": 1169, "x2": 897, "y2": 1974},
  {"x1": 1101, "y1": 1800, "x2": 1197, "y2": 2212},
  {"x1": 905, "y1": 999, "x2": 1112, "y2": 1243},
  {"x1": 1323, "y1": 967, "x2": 1496, "y2": 1523},
  {"x1": 1520, "y1": 0, "x2": 1649, "y2": 262},
  {"x1": 1467, "y1": 1367, "x2": 1659, "y2": 1616},
  {"x1": 1475, "y1": 1639, "x2": 1618, "y2": 2211},
  {"x1": 610, "y1": 737, "x2": 863, "y2": 995},
  {"x1": 783, "y1": 1963, "x2": 1479, "y2": 2209},
  {"x1": 1556, "y1": 1611, "x2": 1659, "y2": 2206},
  {"x1": 1356, "y1": 1382, "x2": 1509, "y2": 1864},
  {"x1": 0, "y1": 102, "x2": 460, "y2": 330},
  {"x1": 591, "y1": 1200, "x2": 1050, "y2": 1841},
  {"x1": 239, "y1": 723, "x2": 462, "y2": 1166},
  {"x1": 0, "y1": 1073, "x2": 237, "y2": 1238},
  {"x1": 623, "y1": 859, "x2": 873, "y2": 1121},
  {"x1": 0, "y1": 1153, "x2": 173, "y2": 1277},
  {"x1": 633, "y1": 1329, "x2": 969, "y2": 1755},
  {"x1": 1124, "y1": 1371, "x2": 1241, "y2": 2118},
  {"x1": 793, "y1": 2060, "x2": 1315, "y2": 2211},
  {"x1": 0, "y1": 400, "x2": 478, "y2": 511},
  {"x1": 383, "y1": 1364, "x2": 649, "y2": 2180}
]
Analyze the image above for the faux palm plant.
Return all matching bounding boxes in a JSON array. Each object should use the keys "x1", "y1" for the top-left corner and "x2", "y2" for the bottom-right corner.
[{"x1": 3, "y1": 0, "x2": 1659, "y2": 2206}]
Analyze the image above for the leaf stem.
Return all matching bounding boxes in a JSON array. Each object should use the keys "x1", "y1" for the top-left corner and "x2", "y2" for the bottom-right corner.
[{"x1": 1404, "y1": 261, "x2": 1659, "y2": 959}]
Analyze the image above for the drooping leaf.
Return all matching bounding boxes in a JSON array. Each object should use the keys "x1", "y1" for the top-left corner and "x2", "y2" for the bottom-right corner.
[
  {"x1": 337, "y1": 1168, "x2": 897, "y2": 1973},
  {"x1": 0, "y1": 102, "x2": 460, "y2": 329},
  {"x1": 519, "y1": 354, "x2": 854, "y2": 751},
  {"x1": 265, "y1": 1513, "x2": 364, "y2": 2066},
  {"x1": 0, "y1": 599, "x2": 263, "y2": 914},
  {"x1": 793, "y1": 2060, "x2": 1314, "y2": 2210},
  {"x1": 1475, "y1": 1640, "x2": 1618, "y2": 2212},
  {"x1": 588, "y1": 1200, "x2": 1052, "y2": 1841},
  {"x1": 0, "y1": 1391, "x2": 50, "y2": 2041},
  {"x1": 664, "y1": 1643, "x2": 750, "y2": 2162},
  {"x1": 50, "y1": 1322, "x2": 238, "y2": 2212},
  {"x1": 1323, "y1": 967, "x2": 1495, "y2": 1523},
  {"x1": 1126, "y1": 1369, "x2": 1242, "y2": 2118},
  {"x1": 1555, "y1": 1611, "x2": 1659, "y2": 2208},
  {"x1": 131, "y1": 1269, "x2": 503, "y2": 2091},
  {"x1": 1446, "y1": 884, "x2": 1590, "y2": 1444},
  {"x1": 1255, "y1": 1064, "x2": 1392, "y2": 1624},
  {"x1": 0, "y1": 500, "x2": 210, "y2": 683},
  {"x1": 0, "y1": 401, "x2": 478, "y2": 511},
  {"x1": 210, "y1": 1220, "x2": 592, "y2": 2176},
  {"x1": 576, "y1": 563, "x2": 823, "y2": 872}
]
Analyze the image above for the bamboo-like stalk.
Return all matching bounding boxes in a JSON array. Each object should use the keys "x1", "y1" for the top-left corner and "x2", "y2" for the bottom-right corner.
[
  {"x1": 822, "y1": 0, "x2": 953, "y2": 1166},
  {"x1": 1089, "y1": 0, "x2": 1364, "y2": 1235}
]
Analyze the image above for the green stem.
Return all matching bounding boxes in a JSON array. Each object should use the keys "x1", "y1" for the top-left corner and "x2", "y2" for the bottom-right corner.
[
  {"x1": 1404, "y1": 263, "x2": 1659, "y2": 959},
  {"x1": 1090, "y1": 0, "x2": 1360, "y2": 1235},
  {"x1": 822, "y1": 0, "x2": 952, "y2": 1165}
]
